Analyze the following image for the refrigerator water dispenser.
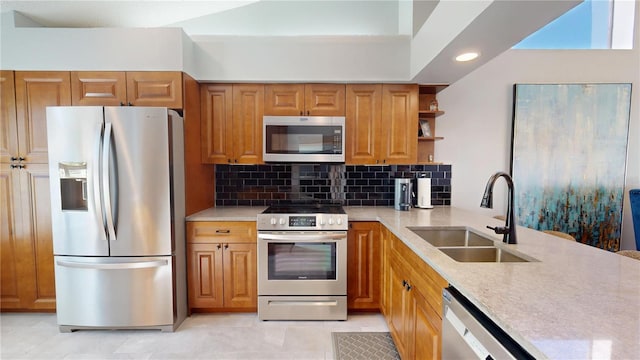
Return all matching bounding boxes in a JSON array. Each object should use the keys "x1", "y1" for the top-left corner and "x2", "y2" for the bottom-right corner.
[{"x1": 58, "y1": 162, "x2": 87, "y2": 211}]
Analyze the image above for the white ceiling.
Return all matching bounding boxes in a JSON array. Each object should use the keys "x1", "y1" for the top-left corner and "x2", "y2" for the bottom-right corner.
[{"x1": 0, "y1": 0, "x2": 582, "y2": 83}]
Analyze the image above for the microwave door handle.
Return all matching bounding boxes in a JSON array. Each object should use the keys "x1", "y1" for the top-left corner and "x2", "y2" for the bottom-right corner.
[
  {"x1": 258, "y1": 233, "x2": 346, "y2": 242},
  {"x1": 102, "y1": 122, "x2": 117, "y2": 241},
  {"x1": 93, "y1": 123, "x2": 107, "y2": 241}
]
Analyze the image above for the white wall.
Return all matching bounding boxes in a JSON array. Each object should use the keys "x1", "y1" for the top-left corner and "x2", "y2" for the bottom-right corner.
[
  {"x1": 190, "y1": 35, "x2": 410, "y2": 82},
  {"x1": 0, "y1": 12, "x2": 185, "y2": 71},
  {"x1": 437, "y1": 5, "x2": 640, "y2": 250}
]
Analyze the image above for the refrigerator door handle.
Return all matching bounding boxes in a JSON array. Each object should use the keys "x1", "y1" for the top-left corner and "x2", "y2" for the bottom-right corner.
[
  {"x1": 93, "y1": 123, "x2": 107, "y2": 241},
  {"x1": 102, "y1": 122, "x2": 117, "y2": 241},
  {"x1": 56, "y1": 259, "x2": 169, "y2": 270}
]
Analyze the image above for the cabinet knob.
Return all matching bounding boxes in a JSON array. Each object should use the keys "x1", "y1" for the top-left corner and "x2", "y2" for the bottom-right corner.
[
  {"x1": 10, "y1": 156, "x2": 17, "y2": 161},
  {"x1": 217, "y1": 244, "x2": 222, "y2": 250},
  {"x1": 10, "y1": 164, "x2": 17, "y2": 169},
  {"x1": 406, "y1": 283, "x2": 412, "y2": 291},
  {"x1": 120, "y1": 102, "x2": 125, "y2": 106},
  {"x1": 306, "y1": 111, "x2": 310, "y2": 116},
  {"x1": 216, "y1": 229, "x2": 231, "y2": 234},
  {"x1": 224, "y1": 244, "x2": 229, "y2": 250},
  {"x1": 18, "y1": 157, "x2": 25, "y2": 161}
]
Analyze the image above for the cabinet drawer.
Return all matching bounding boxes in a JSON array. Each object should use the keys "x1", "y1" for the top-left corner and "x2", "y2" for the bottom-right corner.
[{"x1": 187, "y1": 222, "x2": 256, "y2": 243}]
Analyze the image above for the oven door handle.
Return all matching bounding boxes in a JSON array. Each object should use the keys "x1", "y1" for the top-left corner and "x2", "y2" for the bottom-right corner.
[{"x1": 258, "y1": 233, "x2": 346, "y2": 241}]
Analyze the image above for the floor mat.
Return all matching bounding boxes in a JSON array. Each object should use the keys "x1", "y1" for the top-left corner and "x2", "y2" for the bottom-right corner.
[{"x1": 332, "y1": 332, "x2": 400, "y2": 360}]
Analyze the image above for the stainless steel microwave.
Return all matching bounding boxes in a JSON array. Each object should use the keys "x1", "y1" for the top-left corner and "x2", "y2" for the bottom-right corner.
[{"x1": 263, "y1": 116, "x2": 345, "y2": 163}]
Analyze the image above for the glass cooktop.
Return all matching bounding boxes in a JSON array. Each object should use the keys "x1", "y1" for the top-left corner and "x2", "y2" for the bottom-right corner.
[{"x1": 262, "y1": 203, "x2": 345, "y2": 215}]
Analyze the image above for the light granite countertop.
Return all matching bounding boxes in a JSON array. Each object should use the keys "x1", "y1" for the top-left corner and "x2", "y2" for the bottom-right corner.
[{"x1": 186, "y1": 206, "x2": 640, "y2": 360}]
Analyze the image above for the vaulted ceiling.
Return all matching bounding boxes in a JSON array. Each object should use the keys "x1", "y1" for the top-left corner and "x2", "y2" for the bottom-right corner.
[{"x1": 0, "y1": 0, "x2": 581, "y2": 84}]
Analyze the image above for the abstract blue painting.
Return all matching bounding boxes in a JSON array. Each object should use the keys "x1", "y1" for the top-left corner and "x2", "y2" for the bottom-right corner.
[{"x1": 511, "y1": 83, "x2": 632, "y2": 251}]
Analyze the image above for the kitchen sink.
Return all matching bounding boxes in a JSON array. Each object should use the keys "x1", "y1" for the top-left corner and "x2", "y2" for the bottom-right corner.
[
  {"x1": 438, "y1": 247, "x2": 530, "y2": 263},
  {"x1": 408, "y1": 227, "x2": 496, "y2": 247},
  {"x1": 407, "y1": 226, "x2": 535, "y2": 263}
]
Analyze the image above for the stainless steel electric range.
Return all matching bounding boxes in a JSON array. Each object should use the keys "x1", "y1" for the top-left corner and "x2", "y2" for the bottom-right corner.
[{"x1": 256, "y1": 203, "x2": 348, "y2": 320}]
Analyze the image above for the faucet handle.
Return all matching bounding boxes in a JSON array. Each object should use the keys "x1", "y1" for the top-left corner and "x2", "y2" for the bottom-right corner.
[{"x1": 487, "y1": 225, "x2": 509, "y2": 235}]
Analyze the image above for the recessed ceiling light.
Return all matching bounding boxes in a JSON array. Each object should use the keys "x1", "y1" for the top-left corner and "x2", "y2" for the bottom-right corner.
[{"x1": 455, "y1": 52, "x2": 479, "y2": 62}]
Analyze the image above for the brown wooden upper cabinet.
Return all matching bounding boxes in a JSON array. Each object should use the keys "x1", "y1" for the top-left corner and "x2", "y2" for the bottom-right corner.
[
  {"x1": 1, "y1": 71, "x2": 18, "y2": 163},
  {"x1": 14, "y1": 71, "x2": 72, "y2": 164},
  {"x1": 71, "y1": 71, "x2": 183, "y2": 108},
  {"x1": 201, "y1": 84, "x2": 264, "y2": 164},
  {"x1": 346, "y1": 84, "x2": 418, "y2": 164},
  {"x1": 264, "y1": 83, "x2": 345, "y2": 116}
]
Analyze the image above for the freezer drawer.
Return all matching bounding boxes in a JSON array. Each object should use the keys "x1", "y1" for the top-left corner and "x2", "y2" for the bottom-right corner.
[{"x1": 54, "y1": 256, "x2": 175, "y2": 332}]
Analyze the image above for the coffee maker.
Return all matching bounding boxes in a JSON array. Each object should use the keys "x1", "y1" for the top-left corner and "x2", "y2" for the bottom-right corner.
[{"x1": 394, "y1": 178, "x2": 412, "y2": 211}]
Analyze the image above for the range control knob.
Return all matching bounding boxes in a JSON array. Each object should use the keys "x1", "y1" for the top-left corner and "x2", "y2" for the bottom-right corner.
[
  {"x1": 336, "y1": 218, "x2": 343, "y2": 225},
  {"x1": 270, "y1": 218, "x2": 277, "y2": 225},
  {"x1": 328, "y1": 218, "x2": 334, "y2": 225},
  {"x1": 279, "y1": 218, "x2": 286, "y2": 225},
  {"x1": 319, "y1": 218, "x2": 325, "y2": 226}
]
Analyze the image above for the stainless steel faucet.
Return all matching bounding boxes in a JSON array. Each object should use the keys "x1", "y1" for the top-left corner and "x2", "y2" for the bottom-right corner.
[{"x1": 480, "y1": 172, "x2": 517, "y2": 244}]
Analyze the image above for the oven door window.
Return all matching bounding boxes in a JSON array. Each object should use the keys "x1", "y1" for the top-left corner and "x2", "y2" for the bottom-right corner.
[
  {"x1": 267, "y1": 242, "x2": 337, "y2": 280},
  {"x1": 265, "y1": 125, "x2": 342, "y2": 155}
]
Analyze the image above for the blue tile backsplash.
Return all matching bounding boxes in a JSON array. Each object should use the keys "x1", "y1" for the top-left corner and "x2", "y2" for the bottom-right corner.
[{"x1": 215, "y1": 164, "x2": 452, "y2": 207}]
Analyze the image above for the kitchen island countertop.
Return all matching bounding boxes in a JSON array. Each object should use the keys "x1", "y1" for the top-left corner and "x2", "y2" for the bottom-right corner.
[{"x1": 186, "y1": 206, "x2": 640, "y2": 359}]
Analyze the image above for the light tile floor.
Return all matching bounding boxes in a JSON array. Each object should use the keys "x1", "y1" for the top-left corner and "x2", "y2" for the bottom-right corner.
[{"x1": 1, "y1": 312, "x2": 389, "y2": 360}]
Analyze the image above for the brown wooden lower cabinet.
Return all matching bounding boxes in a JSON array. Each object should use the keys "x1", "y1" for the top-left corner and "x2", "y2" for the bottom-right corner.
[
  {"x1": 186, "y1": 221, "x2": 257, "y2": 312},
  {"x1": 0, "y1": 163, "x2": 55, "y2": 311},
  {"x1": 347, "y1": 222, "x2": 381, "y2": 310},
  {"x1": 384, "y1": 228, "x2": 447, "y2": 360}
]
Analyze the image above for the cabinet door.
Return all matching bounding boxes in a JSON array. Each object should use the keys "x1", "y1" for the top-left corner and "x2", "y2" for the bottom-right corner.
[
  {"x1": 1, "y1": 71, "x2": 17, "y2": 163},
  {"x1": 126, "y1": 71, "x2": 182, "y2": 108},
  {"x1": 200, "y1": 84, "x2": 233, "y2": 164},
  {"x1": 380, "y1": 226, "x2": 391, "y2": 315},
  {"x1": 232, "y1": 84, "x2": 264, "y2": 164},
  {"x1": 387, "y1": 256, "x2": 411, "y2": 358},
  {"x1": 14, "y1": 71, "x2": 71, "y2": 164},
  {"x1": 345, "y1": 84, "x2": 382, "y2": 164},
  {"x1": 413, "y1": 289, "x2": 442, "y2": 360},
  {"x1": 381, "y1": 84, "x2": 418, "y2": 164},
  {"x1": 71, "y1": 71, "x2": 127, "y2": 106},
  {"x1": 223, "y1": 243, "x2": 257, "y2": 309},
  {"x1": 305, "y1": 84, "x2": 345, "y2": 116},
  {"x1": 0, "y1": 164, "x2": 24, "y2": 309},
  {"x1": 18, "y1": 163, "x2": 55, "y2": 310},
  {"x1": 347, "y1": 222, "x2": 381, "y2": 310},
  {"x1": 264, "y1": 84, "x2": 304, "y2": 116},
  {"x1": 188, "y1": 243, "x2": 224, "y2": 308}
]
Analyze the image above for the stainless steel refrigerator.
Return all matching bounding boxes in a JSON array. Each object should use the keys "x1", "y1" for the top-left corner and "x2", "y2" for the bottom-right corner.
[{"x1": 46, "y1": 106, "x2": 187, "y2": 332}]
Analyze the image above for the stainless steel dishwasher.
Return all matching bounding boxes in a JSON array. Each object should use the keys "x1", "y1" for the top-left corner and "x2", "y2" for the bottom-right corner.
[{"x1": 442, "y1": 287, "x2": 534, "y2": 360}]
